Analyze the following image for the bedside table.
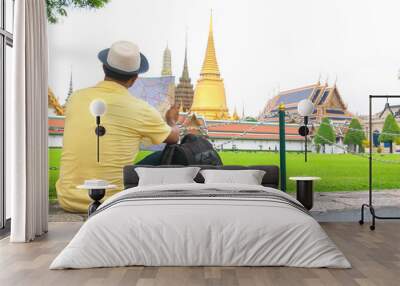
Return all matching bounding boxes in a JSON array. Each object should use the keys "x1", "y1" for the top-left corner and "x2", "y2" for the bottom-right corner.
[
  {"x1": 77, "y1": 183, "x2": 117, "y2": 216},
  {"x1": 289, "y1": 177, "x2": 321, "y2": 210}
]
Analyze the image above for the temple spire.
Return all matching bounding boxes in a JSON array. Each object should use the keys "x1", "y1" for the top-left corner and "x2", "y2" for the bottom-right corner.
[
  {"x1": 175, "y1": 31, "x2": 194, "y2": 112},
  {"x1": 200, "y1": 12, "x2": 220, "y2": 76},
  {"x1": 65, "y1": 68, "x2": 74, "y2": 105},
  {"x1": 68, "y1": 70, "x2": 73, "y2": 95},
  {"x1": 161, "y1": 44, "x2": 172, "y2": 76},
  {"x1": 191, "y1": 12, "x2": 229, "y2": 120},
  {"x1": 232, "y1": 106, "x2": 240, "y2": 120},
  {"x1": 182, "y1": 31, "x2": 189, "y2": 80}
]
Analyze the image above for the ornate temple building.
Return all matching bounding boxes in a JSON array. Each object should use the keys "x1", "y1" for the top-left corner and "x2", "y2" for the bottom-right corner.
[
  {"x1": 175, "y1": 112, "x2": 304, "y2": 151},
  {"x1": 48, "y1": 88, "x2": 65, "y2": 147},
  {"x1": 191, "y1": 15, "x2": 230, "y2": 120},
  {"x1": 175, "y1": 40, "x2": 194, "y2": 112},
  {"x1": 359, "y1": 102, "x2": 400, "y2": 145},
  {"x1": 161, "y1": 45, "x2": 172, "y2": 76},
  {"x1": 260, "y1": 81, "x2": 353, "y2": 125}
]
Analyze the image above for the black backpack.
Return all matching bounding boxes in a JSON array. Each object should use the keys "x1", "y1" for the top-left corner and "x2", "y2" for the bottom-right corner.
[{"x1": 160, "y1": 134, "x2": 223, "y2": 166}]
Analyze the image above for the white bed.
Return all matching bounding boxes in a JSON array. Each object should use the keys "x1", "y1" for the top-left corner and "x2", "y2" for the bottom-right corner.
[{"x1": 50, "y1": 183, "x2": 351, "y2": 269}]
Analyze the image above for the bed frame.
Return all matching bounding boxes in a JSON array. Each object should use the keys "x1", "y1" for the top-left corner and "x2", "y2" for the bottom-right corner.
[{"x1": 123, "y1": 165, "x2": 280, "y2": 189}]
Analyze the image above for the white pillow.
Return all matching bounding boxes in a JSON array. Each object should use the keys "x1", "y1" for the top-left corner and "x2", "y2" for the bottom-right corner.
[
  {"x1": 200, "y1": 169, "x2": 266, "y2": 185},
  {"x1": 135, "y1": 167, "x2": 201, "y2": 186}
]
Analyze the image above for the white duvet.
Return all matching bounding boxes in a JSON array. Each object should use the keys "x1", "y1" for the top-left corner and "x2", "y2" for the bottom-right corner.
[{"x1": 50, "y1": 183, "x2": 350, "y2": 269}]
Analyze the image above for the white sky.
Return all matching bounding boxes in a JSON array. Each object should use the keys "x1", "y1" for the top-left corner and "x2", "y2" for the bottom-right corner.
[{"x1": 48, "y1": 0, "x2": 400, "y2": 116}]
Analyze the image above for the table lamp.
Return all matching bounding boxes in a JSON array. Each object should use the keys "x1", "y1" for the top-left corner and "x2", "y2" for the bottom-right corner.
[
  {"x1": 297, "y1": 99, "x2": 314, "y2": 162},
  {"x1": 90, "y1": 99, "x2": 107, "y2": 162}
]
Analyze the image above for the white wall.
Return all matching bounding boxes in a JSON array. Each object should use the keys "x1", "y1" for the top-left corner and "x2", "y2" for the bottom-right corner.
[
  {"x1": 48, "y1": 135, "x2": 63, "y2": 148},
  {"x1": 211, "y1": 139, "x2": 304, "y2": 151}
]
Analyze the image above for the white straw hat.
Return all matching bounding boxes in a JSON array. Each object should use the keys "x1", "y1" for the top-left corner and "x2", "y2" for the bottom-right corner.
[{"x1": 98, "y1": 41, "x2": 149, "y2": 75}]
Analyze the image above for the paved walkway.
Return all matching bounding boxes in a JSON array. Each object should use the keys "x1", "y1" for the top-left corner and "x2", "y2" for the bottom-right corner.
[
  {"x1": 49, "y1": 190, "x2": 400, "y2": 222},
  {"x1": 311, "y1": 190, "x2": 400, "y2": 211},
  {"x1": 49, "y1": 202, "x2": 86, "y2": 222}
]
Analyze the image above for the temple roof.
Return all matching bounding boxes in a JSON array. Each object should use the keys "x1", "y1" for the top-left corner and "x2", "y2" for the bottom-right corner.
[
  {"x1": 48, "y1": 112, "x2": 303, "y2": 142},
  {"x1": 207, "y1": 122, "x2": 303, "y2": 141},
  {"x1": 267, "y1": 83, "x2": 321, "y2": 111},
  {"x1": 207, "y1": 132, "x2": 303, "y2": 141},
  {"x1": 200, "y1": 14, "x2": 220, "y2": 77},
  {"x1": 379, "y1": 103, "x2": 400, "y2": 119},
  {"x1": 264, "y1": 82, "x2": 347, "y2": 113},
  {"x1": 207, "y1": 123, "x2": 299, "y2": 135},
  {"x1": 48, "y1": 116, "x2": 65, "y2": 135}
]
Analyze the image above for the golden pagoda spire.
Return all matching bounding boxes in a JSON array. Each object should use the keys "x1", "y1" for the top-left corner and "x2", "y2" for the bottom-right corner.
[
  {"x1": 191, "y1": 12, "x2": 229, "y2": 120},
  {"x1": 200, "y1": 12, "x2": 220, "y2": 77}
]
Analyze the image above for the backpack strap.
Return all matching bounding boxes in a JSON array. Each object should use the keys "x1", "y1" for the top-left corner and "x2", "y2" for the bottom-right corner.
[{"x1": 160, "y1": 144, "x2": 177, "y2": 165}]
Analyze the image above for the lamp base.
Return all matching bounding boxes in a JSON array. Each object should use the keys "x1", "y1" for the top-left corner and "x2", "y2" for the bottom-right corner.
[{"x1": 88, "y1": 188, "x2": 106, "y2": 216}]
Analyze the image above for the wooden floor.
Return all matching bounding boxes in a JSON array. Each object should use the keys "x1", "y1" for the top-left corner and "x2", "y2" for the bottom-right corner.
[{"x1": 0, "y1": 222, "x2": 399, "y2": 286}]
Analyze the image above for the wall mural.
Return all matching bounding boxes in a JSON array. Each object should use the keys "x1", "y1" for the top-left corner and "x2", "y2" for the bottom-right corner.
[{"x1": 47, "y1": 0, "x2": 400, "y2": 213}]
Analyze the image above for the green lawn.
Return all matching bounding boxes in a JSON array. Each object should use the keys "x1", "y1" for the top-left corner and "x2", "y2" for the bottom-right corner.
[{"x1": 49, "y1": 149, "x2": 400, "y2": 200}]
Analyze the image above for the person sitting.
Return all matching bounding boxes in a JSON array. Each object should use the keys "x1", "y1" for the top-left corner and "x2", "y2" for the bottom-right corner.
[{"x1": 56, "y1": 41, "x2": 180, "y2": 212}]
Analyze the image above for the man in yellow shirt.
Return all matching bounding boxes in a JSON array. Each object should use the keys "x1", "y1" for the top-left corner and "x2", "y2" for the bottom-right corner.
[{"x1": 56, "y1": 41, "x2": 180, "y2": 212}]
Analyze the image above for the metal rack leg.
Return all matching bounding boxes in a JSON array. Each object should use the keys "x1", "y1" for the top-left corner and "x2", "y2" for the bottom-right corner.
[
  {"x1": 359, "y1": 204, "x2": 375, "y2": 230},
  {"x1": 369, "y1": 206, "x2": 376, "y2": 231},
  {"x1": 359, "y1": 203, "x2": 400, "y2": 230},
  {"x1": 360, "y1": 95, "x2": 400, "y2": 231},
  {"x1": 359, "y1": 204, "x2": 367, "y2": 225}
]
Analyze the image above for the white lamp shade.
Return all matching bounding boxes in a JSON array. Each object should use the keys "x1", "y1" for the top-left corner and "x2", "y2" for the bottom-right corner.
[
  {"x1": 298, "y1": 99, "x2": 314, "y2": 117},
  {"x1": 90, "y1": 99, "x2": 107, "y2": 117}
]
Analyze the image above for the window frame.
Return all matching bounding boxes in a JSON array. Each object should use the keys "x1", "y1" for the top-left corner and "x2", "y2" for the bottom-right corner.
[{"x1": 0, "y1": 0, "x2": 13, "y2": 232}]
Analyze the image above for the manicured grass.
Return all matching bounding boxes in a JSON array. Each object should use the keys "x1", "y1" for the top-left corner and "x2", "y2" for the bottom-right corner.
[
  {"x1": 49, "y1": 149, "x2": 400, "y2": 200},
  {"x1": 49, "y1": 148, "x2": 62, "y2": 201},
  {"x1": 218, "y1": 151, "x2": 400, "y2": 193}
]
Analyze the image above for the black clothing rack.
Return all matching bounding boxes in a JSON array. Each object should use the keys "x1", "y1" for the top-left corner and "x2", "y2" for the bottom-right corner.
[{"x1": 359, "y1": 95, "x2": 400, "y2": 230}]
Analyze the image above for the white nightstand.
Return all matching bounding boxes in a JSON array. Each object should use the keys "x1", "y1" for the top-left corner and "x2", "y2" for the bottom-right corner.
[{"x1": 77, "y1": 181, "x2": 117, "y2": 216}]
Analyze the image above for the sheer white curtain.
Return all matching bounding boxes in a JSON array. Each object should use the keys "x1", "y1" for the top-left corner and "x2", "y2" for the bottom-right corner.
[{"x1": 7, "y1": 0, "x2": 48, "y2": 242}]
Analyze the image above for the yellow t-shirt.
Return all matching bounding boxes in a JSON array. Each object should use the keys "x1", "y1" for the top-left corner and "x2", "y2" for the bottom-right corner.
[{"x1": 56, "y1": 80, "x2": 171, "y2": 212}]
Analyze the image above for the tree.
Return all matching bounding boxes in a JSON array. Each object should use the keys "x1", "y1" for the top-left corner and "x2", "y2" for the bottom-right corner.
[
  {"x1": 314, "y1": 117, "x2": 336, "y2": 153},
  {"x1": 379, "y1": 113, "x2": 400, "y2": 153},
  {"x1": 343, "y1": 118, "x2": 365, "y2": 153},
  {"x1": 46, "y1": 0, "x2": 110, "y2": 24}
]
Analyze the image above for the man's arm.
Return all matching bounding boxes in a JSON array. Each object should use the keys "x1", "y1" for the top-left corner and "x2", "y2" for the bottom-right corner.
[
  {"x1": 164, "y1": 125, "x2": 180, "y2": 144},
  {"x1": 163, "y1": 103, "x2": 180, "y2": 144}
]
